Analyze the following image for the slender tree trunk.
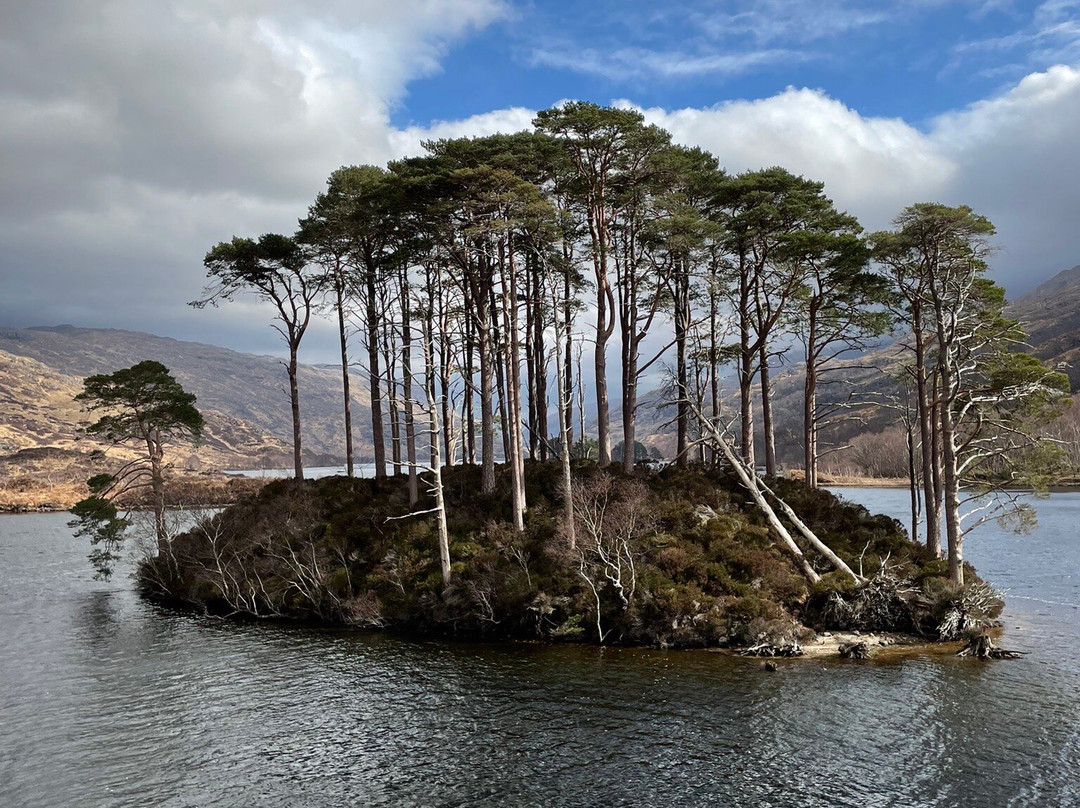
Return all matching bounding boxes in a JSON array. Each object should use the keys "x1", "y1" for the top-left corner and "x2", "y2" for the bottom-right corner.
[
  {"x1": 941, "y1": 383, "x2": 964, "y2": 585},
  {"x1": 465, "y1": 306, "x2": 477, "y2": 466},
  {"x1": 931, "y1": 379, "x2": 944, "y2": 539},
  {"x1": 759, "y1": 347, "x2": 776, "y2": 476},
  {"x1": 576, "y1": 348, "x2": 587, "y2": 458},
  {"x1": 401, "y1": 270, "x2": 418, "y2": 506},
  {"x1": 149, "y1": 444, "x2": 167, "y2": 550},
  {"x1": 385, "y1": 334, "x2": 401, "y2": 475},
  {"x1": 675, "y1": 261, "x2": 689, "y2": 467},
  {"x1": 478, "y1": 315, "x2": 496, "y2": 493},
  {"x1": 738, "y1": 255, "x2": 755, "y2": 467},
  {"x1": 421, "y1": 303, "x2": 451, "y2": 589},
  {"x1": 525, "y1": 258, "x2": 538, "y2": 462},
  {"x1": 503, "y1": 240, "x2": 526, "y2": 530},
  {"x1": 907, "y1": 414, "x2": 921, "y2": 545},
  {"x1": 491, "y1": 285, "x2": 511, "y2": 463},
  {"x1": 554, "y1": 283, "x2": 575, "y2": 550},
  {"x1": 913, "y1": 323, "x2": 941, "y2": 556},
  {"x1": 365, "y1": 267, "x2": 386, "y2": 479},
  {"x1": 563, "y1": 268, "x2": 574, "y2": 454},
  {"x1": 622, "y1": 324, "x2": 638, "y2": 473},
  {"x1": 804, "y1": 358, "x2": 817, "y2": 488},
  {"x1": 334, "y1": 272, "x2": 354, "y2": 478},
  {"x1": 595, "y1": 220, "x2": 612, "y2": 467},
  {"x1": 288, "y1": 344, "x2": 304, "y2": 480},
  {"x1": 534, "y1": 262, "x2": 549, "y2": 462},
  {"x1": 437, "y1": 271, "x2": 454, "y2": 467},
  {"x1": 709, "y1": 275, "x2": 720, "y2": 468},
  {"x1": 739, "y1": 346, "x2": 755, "y2": 468}
]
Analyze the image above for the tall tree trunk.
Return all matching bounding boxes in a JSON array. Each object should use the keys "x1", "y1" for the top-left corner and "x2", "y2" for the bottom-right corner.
[
  {"x1": 534, "y1": 259, "x2": 549, "y2": 462},
  {"x1": 622, "y1": 344, "x2": 637, "y2": 473},
  {"x1": 365, "y1": 267, "x2": 386, "y2": 479},
  {"x1": 674, "y1": 260, "x2": 689, "y2": 467},
  {"x1": 803, "y1": 359, "x2": 817, "y2": 489},
  {"x1": 385, "y1": 333, "x2": 401, "y2": 475},
  {"x1": 913, "y1": 322, "x2": 941, "y2": 557},
  {"x1": 288, "y1": 345, "x2": 304, "y2": 480},
  {"x1": 437, "y1": 271, "x2": 454, "y2": 467},
  {"x1": 524, "y1": 256, "x2": 539, "y2": 462},
  {"x1": 503, "y1": 240, "x2": 526, "y2": 531},
  {"x1": 759, "y1": 346, "x2": 776, "y2": 476},
  {"x1": 563, "y1": 268, "x2": 574, "y2": 455},
  {"x1": 738, "y1": 254, "x2": 755, "y2": 467},
  {"x1": 401, "y1": 270, "x2": 418, "y2": 506},
  {"x1": 421, "y1": 304, "x2": 451, "y2": 589},
  {"x1": 941, "y1": 380, "x2": 964, "y2": 585},
  {"x1": 465, "y1": 306, "x2": 476, "y2": 466},
  {"x1": 334, "y1": 271, "x2": 354, "y2": 478},
  {"x1": 594, "y1": 216, "x2": 613, "y2": 467},
  {"x1": 709, "y1": 274, "x2": 720, "y2": 468},
  {"x1": 739, "y1": 345, "x2": 755, "y2": 468},
  {"x1": 478, "y1": 317, "x2": 496, "y2": 493},
  {"x1": 554, "y1": 284, "x2": 575, "y2": 550},
  {"x1": 491, "y1": 285, "x2": 511, "y2": 463},
  {"x1": 907, "y1": 414, "x2": 921, "y2": 546},
  {"x1": 149, "y1": 443, "x2": 166, "y2": 550}
]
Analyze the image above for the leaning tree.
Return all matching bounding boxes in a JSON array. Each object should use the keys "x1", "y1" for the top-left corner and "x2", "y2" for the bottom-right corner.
[{"x1": 69, "y1": 360, "x2": 203, "y2": 579}]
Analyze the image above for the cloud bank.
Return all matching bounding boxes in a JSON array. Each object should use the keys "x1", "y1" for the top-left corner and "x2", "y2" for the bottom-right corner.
[{"x1": 1, "y1": 1, "x2": 1078, "y2": 362}]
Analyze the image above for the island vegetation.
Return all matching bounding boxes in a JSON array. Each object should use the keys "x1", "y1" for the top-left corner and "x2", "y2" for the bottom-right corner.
[
  {"x1": 70, "y1": 103, "x2": 1071, "y2": 653},
  {"x1": 139, "y1": 463, "x2": 1004, "y2": 653}
]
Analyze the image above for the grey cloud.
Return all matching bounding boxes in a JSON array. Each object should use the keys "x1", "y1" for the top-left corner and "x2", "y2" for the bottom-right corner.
[{"x1": 0, "y1": 0, "x2": 505, "y2": 362}]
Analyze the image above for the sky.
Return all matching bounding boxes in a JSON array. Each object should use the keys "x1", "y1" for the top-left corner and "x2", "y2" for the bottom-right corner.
[{"x1": 2, "y1": 0, "x2": 1080, "y2": 363}]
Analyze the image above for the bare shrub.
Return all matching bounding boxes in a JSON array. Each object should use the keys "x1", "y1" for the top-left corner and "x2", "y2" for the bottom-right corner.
[{"x1": 570, "y1": 474, "x2": 656, "y2": 641}]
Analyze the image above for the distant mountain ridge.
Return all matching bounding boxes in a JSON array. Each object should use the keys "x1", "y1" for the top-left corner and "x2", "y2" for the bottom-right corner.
[
  {"x1": 0, "y1": 325, "x2": 373, "y2": 467},
  {"x1": 1008, "y1": 265, "x2": 1080, "y2": 389},
  {"x1": 2, "y1": 262, "x2": 1076, "y2": 472}
]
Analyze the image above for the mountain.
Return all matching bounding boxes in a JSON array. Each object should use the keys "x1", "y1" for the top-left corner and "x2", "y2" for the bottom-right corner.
[
  {"x1": 0, "y1": 325, "x2": 373, "y2": 468},
  {"x1": 1008, "y1": 265, "x2": 1080, "y2": 389},
  {"x1": 632, "y1": 263, "x2": 1080, "y2": 467}
]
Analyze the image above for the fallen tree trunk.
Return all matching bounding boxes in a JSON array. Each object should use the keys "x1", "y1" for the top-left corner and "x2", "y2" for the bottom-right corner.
[
  {"x1": 741, "y1": 641, "x2": 804, "y2": 658},
  {"x1": 688, "y1": 400, "x2": 860, "y2": 585}
]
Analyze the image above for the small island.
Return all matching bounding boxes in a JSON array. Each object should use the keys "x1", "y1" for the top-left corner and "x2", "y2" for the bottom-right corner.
[{"x1": 139, "y1": 463, "x2": 1002, "y2": 656}]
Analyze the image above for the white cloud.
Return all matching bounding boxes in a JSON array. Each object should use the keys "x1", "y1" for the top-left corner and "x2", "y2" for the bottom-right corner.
[
  {"x1": 399, "y1": 67, "x2": 1079, "y2": 292},
  {"x1": 388, "y1": 107, "x2": 537, "y2": 157},
  {"x1": 529, "y1": 45, "x2": 800, "y2": 81},
  {"x1": 623, "y1": 90, "x2": 955, "y2": 231}
]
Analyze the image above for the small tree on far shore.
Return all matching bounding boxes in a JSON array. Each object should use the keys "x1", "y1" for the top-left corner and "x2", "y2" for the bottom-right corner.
[{"x1": 70, "y1": 360, "x2": 203, "y2": 579}]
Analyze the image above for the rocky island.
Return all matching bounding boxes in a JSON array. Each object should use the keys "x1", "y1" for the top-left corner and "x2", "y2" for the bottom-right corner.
[{"x1": 140, "y1": 463, "x2": 1002, "y2": 654}]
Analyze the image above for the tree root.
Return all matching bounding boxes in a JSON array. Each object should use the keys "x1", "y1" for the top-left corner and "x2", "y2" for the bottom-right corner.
[
  {"x1": 956, "y1": 633, "x2": 1024, "y2": 660},
  {"x1": 838, "y1": 641, "x2": 872, "y2": 659}
]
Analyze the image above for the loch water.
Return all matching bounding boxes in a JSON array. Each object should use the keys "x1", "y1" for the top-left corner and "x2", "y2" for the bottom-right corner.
[{"x1": 1, "y1": 488, "x2": 1078, "y2": 807}]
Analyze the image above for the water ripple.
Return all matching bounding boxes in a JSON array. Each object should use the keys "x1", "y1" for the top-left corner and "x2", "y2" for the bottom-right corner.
[{"x1": 3, "y1": 504, "x2": 1080, "y2": 807}]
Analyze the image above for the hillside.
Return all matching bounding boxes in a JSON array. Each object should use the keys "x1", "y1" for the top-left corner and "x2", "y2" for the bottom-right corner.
[
  {"x1": 0, "y1": 348, "x2": 290, "y2": 469},
  {"x1": 0, "y1": 325, "x2": 373, "y2": 465},
  {"x1": 633, "y1": 263, "x2": 1080, "y2": 470},
  {"x1": 1008, "y1": 265, "x2": 1080, "y2": 389}
]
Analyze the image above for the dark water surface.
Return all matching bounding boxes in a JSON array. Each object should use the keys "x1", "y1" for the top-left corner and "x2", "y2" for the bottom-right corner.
[{"x1": 2, "y1": 489, "x2": 1078, "y2": 807}]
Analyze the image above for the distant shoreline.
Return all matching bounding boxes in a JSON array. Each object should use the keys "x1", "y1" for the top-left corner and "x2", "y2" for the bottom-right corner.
[
  {"x1": 0, "y1": 472, "x2": 270, "y2": 514},
  {"x1": 5, "y1": 468, "x2": 1077, "y2": 513}
]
